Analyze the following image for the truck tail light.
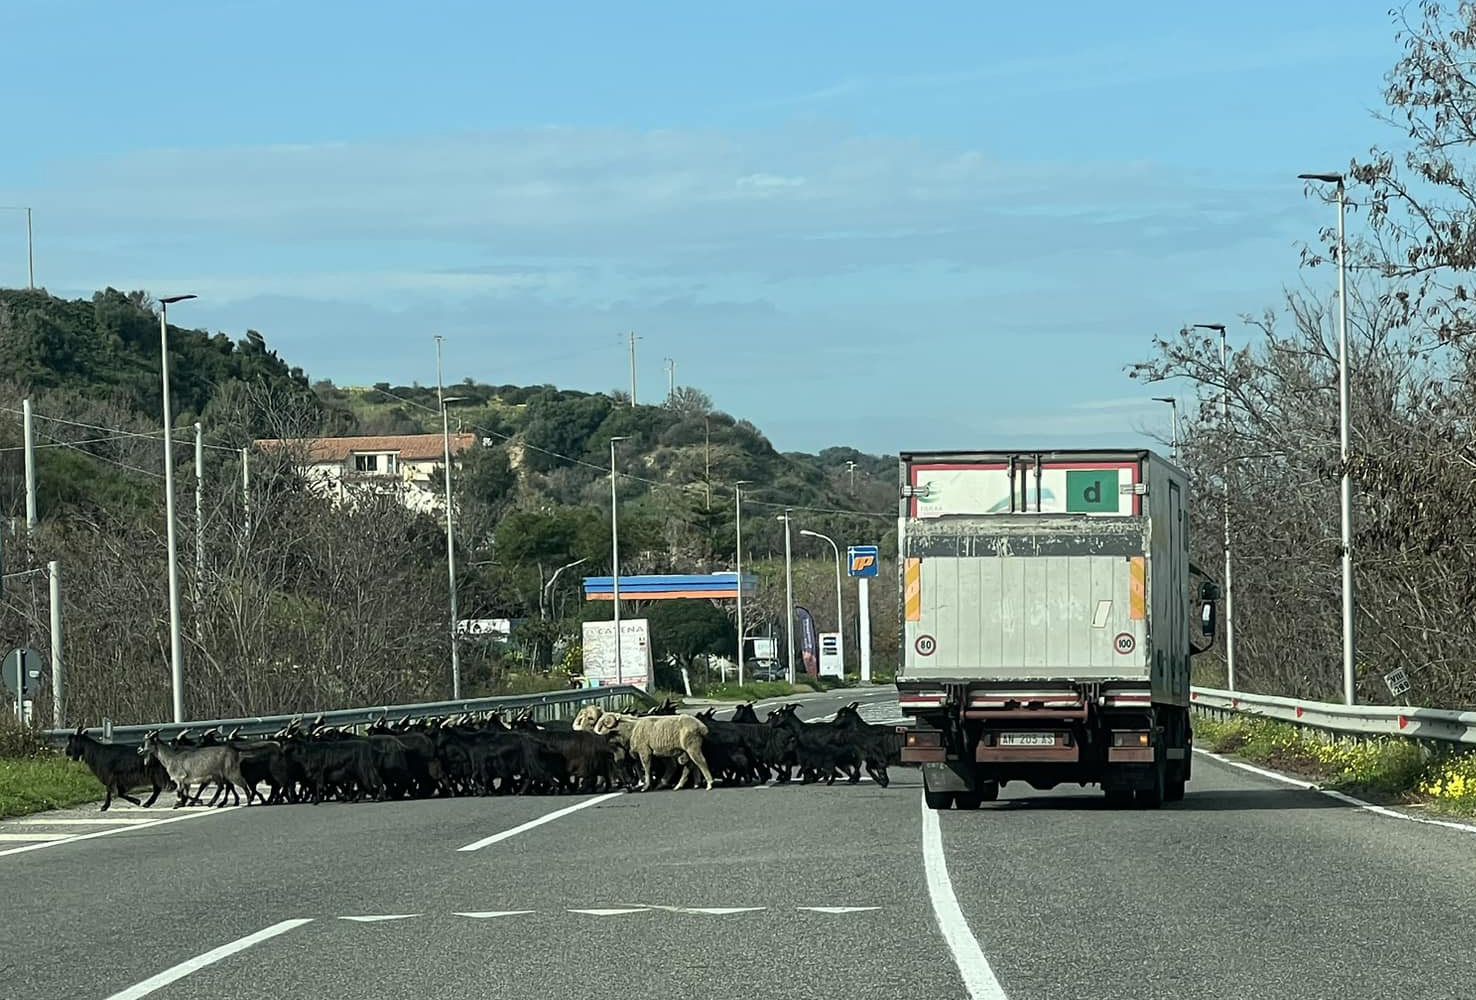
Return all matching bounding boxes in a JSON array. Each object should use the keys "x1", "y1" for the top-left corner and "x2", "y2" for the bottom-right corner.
[
  {"x1": 1112, "y1": 731, "x2": 1150, "y2": 747},
  {"x1": 907, "y1": 730, "x2": 942, "y2": 748}
]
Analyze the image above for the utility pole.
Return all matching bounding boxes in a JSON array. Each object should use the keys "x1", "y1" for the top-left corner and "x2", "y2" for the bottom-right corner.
[
  {"x1": 1, "y1": 207, "x2": 31, "y2": 288},
  {"x1": 194, "y1": 421, "x2": 204, "y2": 643},
  {"x1": 158, "y1": 293, "x2": 197, "y2": 724},
  {"x1": 240, "y1": 446, "x2": 251, "y2": 548},
  {"x1": 845, "y1": 460, "x2": 857, "y2": 493},
  {"x1": 704, "y1": 416, "x2": 712, "y2": 511},
  {"x1": 627, "y1": 332, "x2": 641, "y2": 406},
  {"x1": 664, "y1": 357, "x2": 676, "y2": 403},
  {"x1": 22, "y1": 398, "x2": 37, "y2": 532}
]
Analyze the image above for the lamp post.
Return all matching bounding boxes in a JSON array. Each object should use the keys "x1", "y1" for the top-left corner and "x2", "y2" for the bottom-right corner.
[
  {"x1": 1152, "y1": 396, "x2": 1180, "y2": 460},
  {"x1": 1298, "y1": 171, "x2": 1356, "y2": 705},
  {"x1": 435, "y1": 334, "x2": 466, "y2": 699},
  {"x1": 1195, "y1": 322, "x2": 1235, "y2": 691},
  {"x1": 734, "y1": 480, "x2": 753, "y2": 685},
  {"x1": 777, "y1": 509, "x2": 794, "y2": 684},
  {"x1": 610, "y1": 436, "x2": 630, "y2": 685},
  {"x1": 159, "y1": 293, "x2": 196, "y2": 723},
  {"x1": 800, "y1": 528, "x2": 843, "y2": 674}
]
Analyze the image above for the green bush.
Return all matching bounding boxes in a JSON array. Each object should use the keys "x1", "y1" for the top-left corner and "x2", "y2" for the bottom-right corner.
[
  {"x1": 1191, "y1": 711, "x2": 1473, "y2": 815},
  {"x1": 0, "y1": 756, "x2": 105, "y2": 819}
]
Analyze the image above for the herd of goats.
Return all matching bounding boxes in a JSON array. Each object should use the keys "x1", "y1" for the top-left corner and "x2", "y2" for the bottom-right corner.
[{"x1": 62, "y1": 699, "x2": 908, "y2": 810}]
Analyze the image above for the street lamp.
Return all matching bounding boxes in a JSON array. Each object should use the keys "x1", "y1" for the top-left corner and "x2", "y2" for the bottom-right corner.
[
  {"x1": 0, "y1": 207, "x2": 32, "y2": 288},
  {"x1": 777, "y1": 509, "x2": 794, "y2": 684},
  {"x1": 1195, "y1": 322, "x2": 1236, "y2": 692},
  {"x1": 1152, "y1": 396, "x2": 1180, "y2": 459},
  {"x1": 610, "y1": 436, "x2": 630, "y2": 685},
  {"x1": 434, "y1": 333, "x2": 466, "y2": 699},
  {"x1": 734, "y1": 480, "x2": 753, "y2": 685},
  {"x1": 159, "y1": 293, "x2": 196, "y2": 723},
  {"x1": 800, "y1": 528, "x2": 843, "y2": 675},
  {"x1": 1299, "y1": 170, "x2": 1356, "y2": 705}
]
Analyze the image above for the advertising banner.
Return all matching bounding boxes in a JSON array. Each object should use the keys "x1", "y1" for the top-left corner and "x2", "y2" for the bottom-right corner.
[
  {"x1": 795, "y1": 606, "x2": 819, "y2": 677},
  {"x1": 581, "y1": 619, "x2": 652, "y2": 689}
]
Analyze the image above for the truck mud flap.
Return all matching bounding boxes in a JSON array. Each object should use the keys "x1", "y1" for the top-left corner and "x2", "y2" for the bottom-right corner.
[{"x1": 921, "y1": 761, "x2": 974, "y2": 793}]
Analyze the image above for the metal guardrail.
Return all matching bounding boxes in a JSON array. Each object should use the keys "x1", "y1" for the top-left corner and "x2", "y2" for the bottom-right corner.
[
  {"x1": 41, "y1": 685, "x2": 648, "y2": 747},
  {"x1": 1190, "y1": 686, "x2": 1476, "y2": 746}
]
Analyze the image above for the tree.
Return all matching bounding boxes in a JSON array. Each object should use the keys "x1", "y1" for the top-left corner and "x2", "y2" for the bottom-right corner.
[
  {"x1": 667, "y1": 385, "x2": 713, "y2": 416},
  {"x1": 646, "y1": 599, "x2": 736, "y2": 667}
]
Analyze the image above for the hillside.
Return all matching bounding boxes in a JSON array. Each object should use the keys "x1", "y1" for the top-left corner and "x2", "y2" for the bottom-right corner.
[{"x1": 0, "y1": 287, "x2": 899, "y2": 723}]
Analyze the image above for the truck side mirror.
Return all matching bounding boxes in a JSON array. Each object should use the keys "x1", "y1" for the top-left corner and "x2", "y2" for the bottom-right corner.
[{"x1": 1196, "y1": 581, "x2": 1219, "y2": 637}]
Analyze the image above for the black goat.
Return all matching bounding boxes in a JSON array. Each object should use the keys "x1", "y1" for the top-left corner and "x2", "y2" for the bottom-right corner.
[{"x1": 65, "y1": 727, "x2": 171, "y2": 811}]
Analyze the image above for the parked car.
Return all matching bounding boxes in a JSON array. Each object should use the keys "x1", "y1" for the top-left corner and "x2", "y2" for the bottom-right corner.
[{"x1": 745, "y1": 658, "x2": 787, "y2": 682}]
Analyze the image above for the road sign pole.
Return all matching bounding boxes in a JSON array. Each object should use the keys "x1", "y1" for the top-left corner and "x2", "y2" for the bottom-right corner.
[
  {"x1": 49, "y1": 560, "x2": 62, "y2": 727},
  {"x1": 858, "y1": 577, "x2": 871, "y2": 684},
  {"x1": 14, "y1": 648, "x2": 25, "y2": 725}
]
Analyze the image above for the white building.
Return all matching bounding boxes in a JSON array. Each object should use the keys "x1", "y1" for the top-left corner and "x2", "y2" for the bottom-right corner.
[{"x1": 255, "y1": 433, "x2": 479, "y2": 515}]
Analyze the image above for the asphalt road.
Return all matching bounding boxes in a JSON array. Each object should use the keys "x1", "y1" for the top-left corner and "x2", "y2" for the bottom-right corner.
[{"x1": 5, "y1": 688, "x2": 1475, "y2": 1000}]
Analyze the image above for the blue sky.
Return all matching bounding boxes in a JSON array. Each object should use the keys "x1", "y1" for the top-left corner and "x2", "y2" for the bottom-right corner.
[{"x1": 1, "y1": 0, "x2": 1398, "y2": 453}]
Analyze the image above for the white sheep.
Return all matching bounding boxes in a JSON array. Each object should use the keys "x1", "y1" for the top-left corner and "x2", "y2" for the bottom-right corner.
[{"x1": 592, "y1": 711, "x2": 715, "y2": 791}]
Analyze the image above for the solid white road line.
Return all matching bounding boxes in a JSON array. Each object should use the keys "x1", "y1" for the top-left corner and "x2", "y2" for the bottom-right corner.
[
  {"x1": 0, "y1": 833, "x2": 65, "y2": 841},
  {"x1": 457, "y1": 791, "x2": 623, "y2": 852},
  {"x1": 1194, "y1": 749, "x2": 1476, "y2": 836},
  {"x1": 920, "y1": 793, "x2": 1010, "y2": 1000},
  {"x1": 9, "y1": 816, "x2": 161, "y2": 825},
  {"x1": 101, "y1": 918, "x2": 312, "y2": 1000},
  {"x1": 0, "y1": 806, "x2": 241, "y2": 859}
]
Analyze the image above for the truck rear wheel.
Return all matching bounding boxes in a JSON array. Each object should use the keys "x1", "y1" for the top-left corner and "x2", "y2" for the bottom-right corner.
[
  {"x1": 1165, "y1": 778, "x2": 1186, "y2": 802},
  {"x1": 954, "y1": 781, "x2": 998, "y2": 810},
  {"x1": 1104, "y1": 788, "x2": 1133, "y2": 807},
  {"x1": 1135, "y1": 758, "x2": 1166, "y2": 809},
  {"x1": 924, "y1": 789, "x2": 954, "y2": 810}
]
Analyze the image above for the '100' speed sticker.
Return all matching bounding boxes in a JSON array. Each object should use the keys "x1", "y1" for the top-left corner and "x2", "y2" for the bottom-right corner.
[{"x1": 1113, "y1": 632, "x2": 1136, "y2": 655}]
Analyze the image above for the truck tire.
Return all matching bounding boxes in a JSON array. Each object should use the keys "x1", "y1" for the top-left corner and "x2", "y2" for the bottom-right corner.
[
  {"x1": 1135, "y1": 759, "x2": 1166, "y2": 809},
  {"x1": 1104, "y1": 788, "x2": 1133, "y2": 807},
  {"x1": 924, "y1": 789, "x2": 955, "y2": 810},
  {"x1": 1165, "y1": 778, "x2": 1186, "y2": 802},
  {"x1": 954, "y1": 781, "x2": 998, "y2": 810}
]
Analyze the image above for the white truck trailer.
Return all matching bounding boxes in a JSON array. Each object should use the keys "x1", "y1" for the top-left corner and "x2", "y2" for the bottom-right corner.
[{"x1": 895, "y1": 449, "x2": 1219, "y2": 809}]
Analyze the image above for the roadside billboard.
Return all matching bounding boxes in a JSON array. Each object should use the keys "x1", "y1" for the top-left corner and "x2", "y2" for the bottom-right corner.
[{"x1": 581, "y1": 619, "x2": 652, "y2": 689}]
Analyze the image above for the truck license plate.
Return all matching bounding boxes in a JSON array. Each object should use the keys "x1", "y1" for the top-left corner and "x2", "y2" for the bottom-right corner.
[{"x1": 999, "y1": 733, "x2": 1055, "y2": 747}]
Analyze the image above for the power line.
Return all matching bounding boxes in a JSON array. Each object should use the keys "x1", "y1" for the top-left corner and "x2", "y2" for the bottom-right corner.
[{"x1": 32, "y1": 425, "x2": 165, "y2": 480}]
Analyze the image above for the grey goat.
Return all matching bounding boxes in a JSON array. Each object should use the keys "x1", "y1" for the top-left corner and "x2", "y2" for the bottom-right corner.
[{"x1": 139, "y1": 730, "x2": 248, "y2": 808}]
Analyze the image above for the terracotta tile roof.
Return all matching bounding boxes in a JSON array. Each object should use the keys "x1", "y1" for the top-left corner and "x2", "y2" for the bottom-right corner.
[{"x1": 254, "y1": 433, "x2": 478, "y2": 464}]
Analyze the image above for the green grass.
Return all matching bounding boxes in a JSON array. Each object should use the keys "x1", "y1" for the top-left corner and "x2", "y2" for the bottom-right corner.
[
  {"x1": 0, "y1": 755, "x2": 105, "y2": 819},
  {"x1": 1193, "y1": 712, "x2": 1476, "y2": 817}
]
